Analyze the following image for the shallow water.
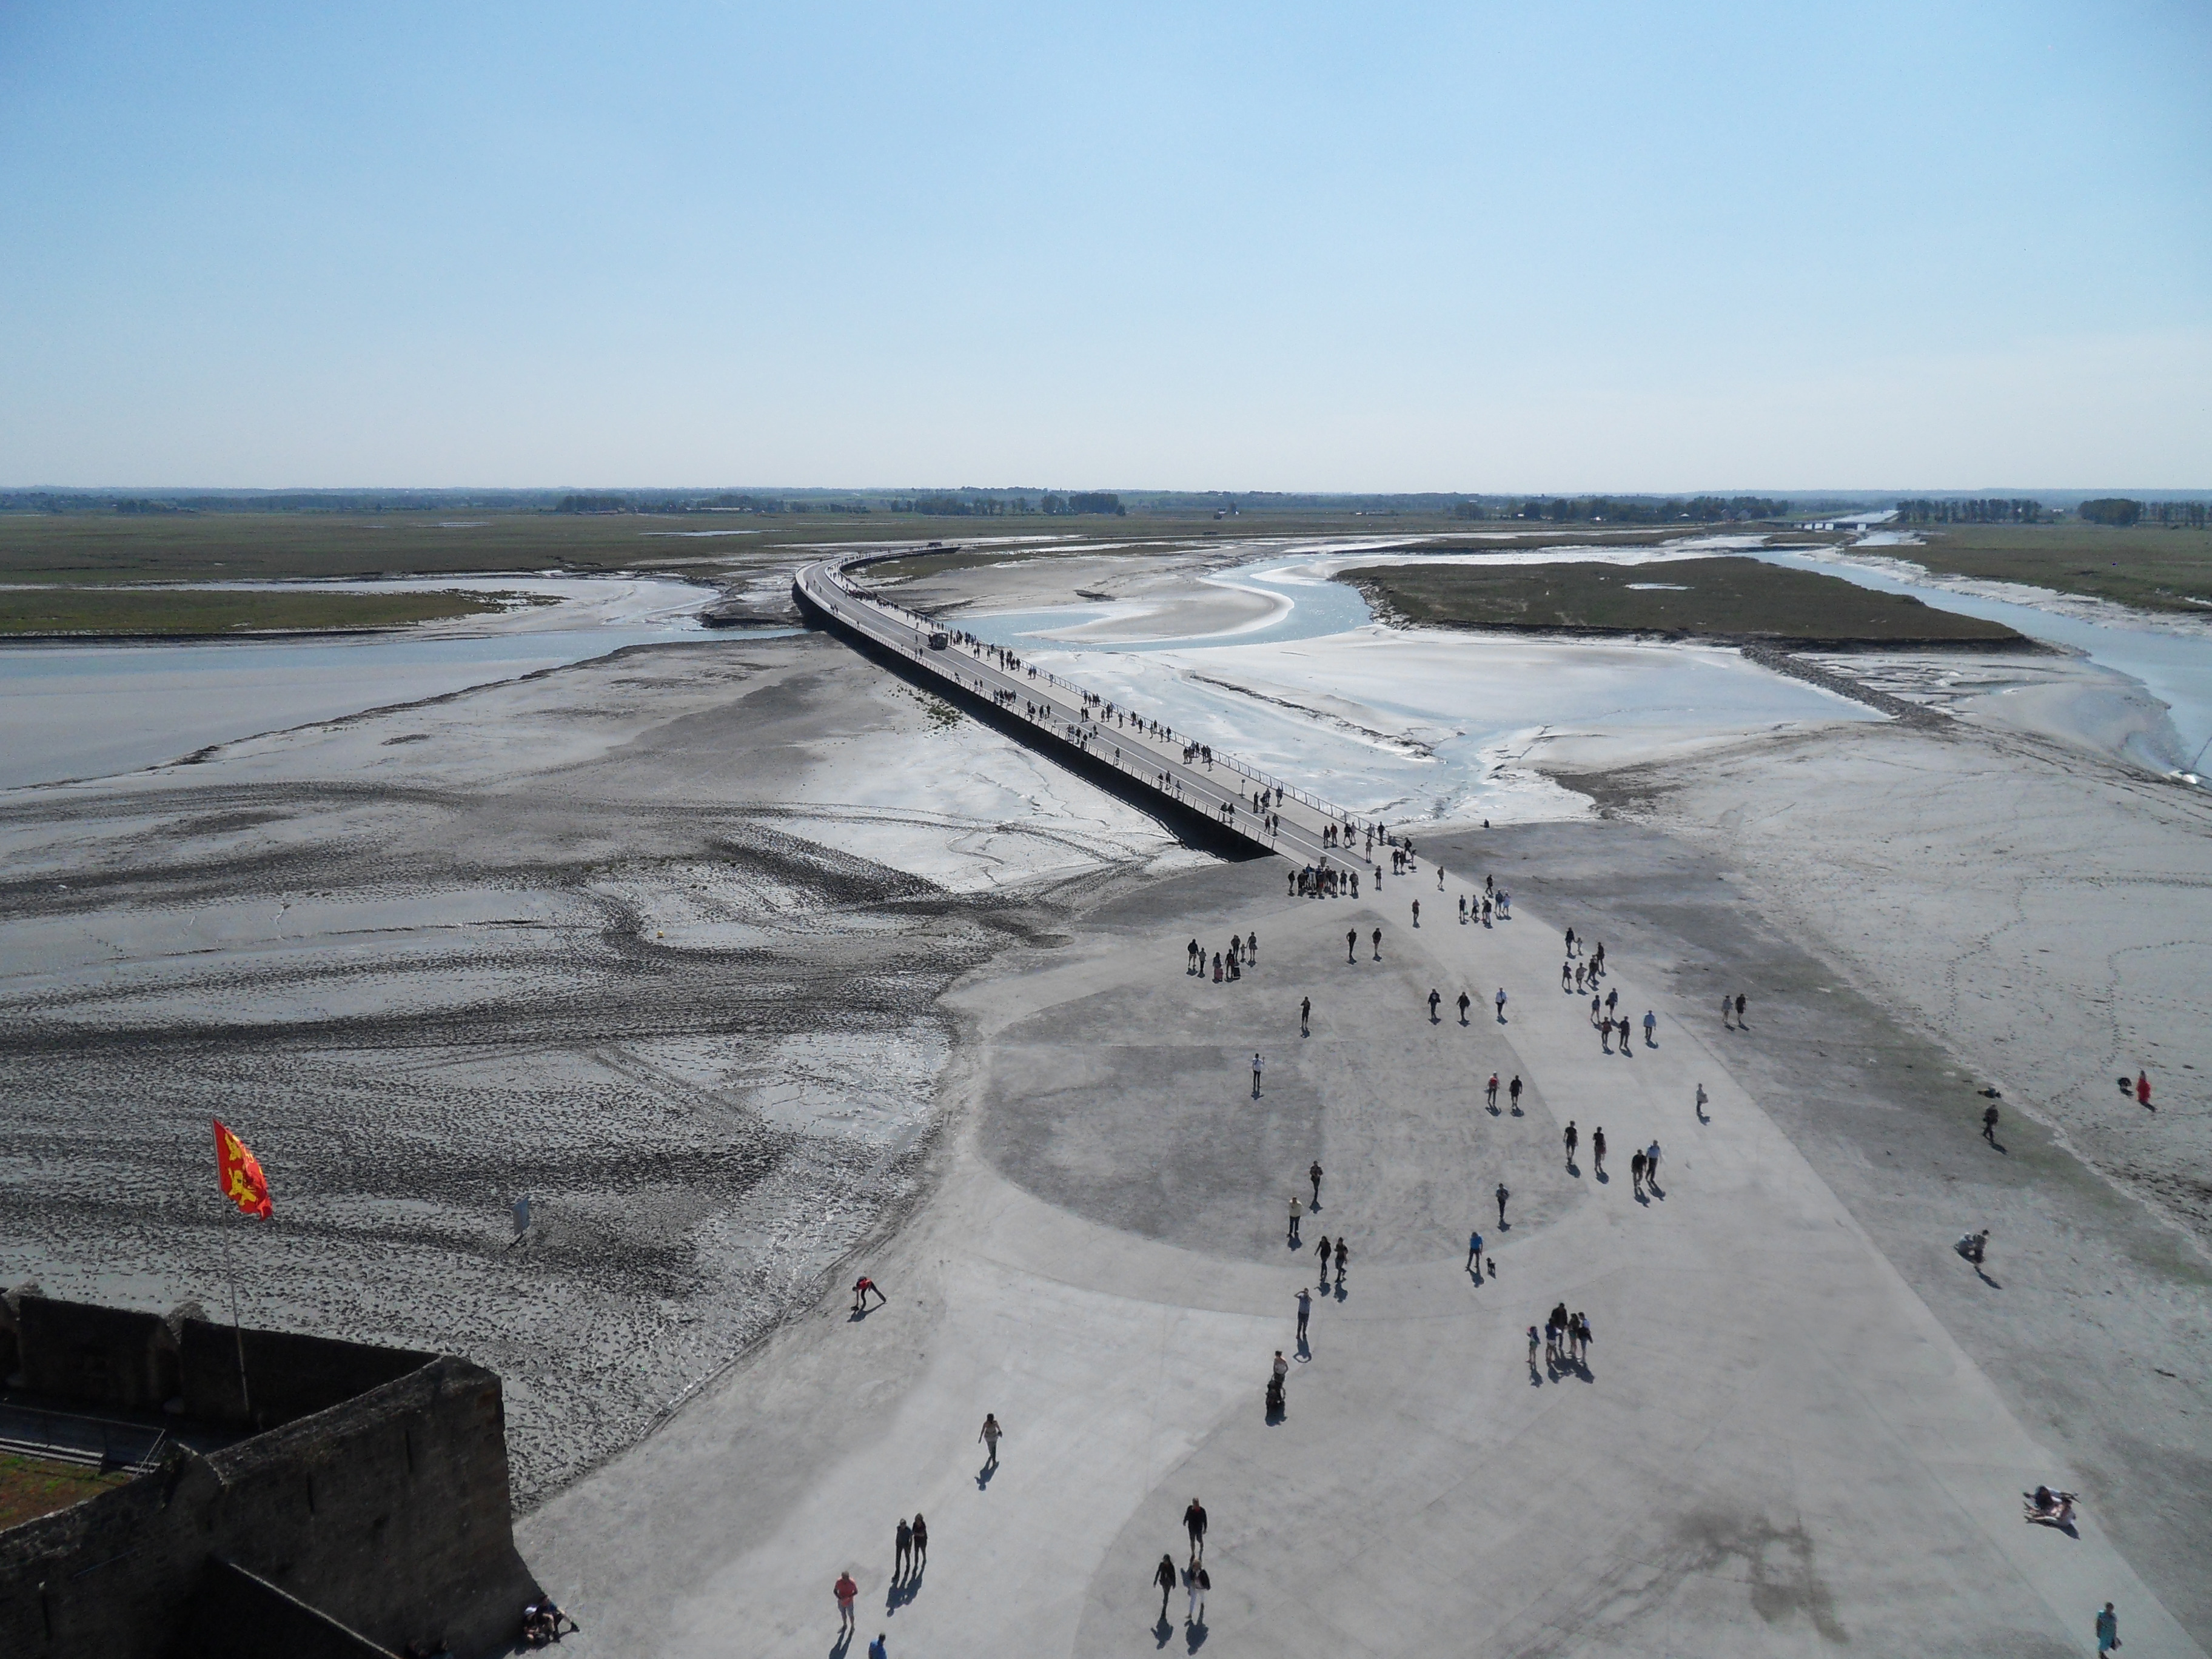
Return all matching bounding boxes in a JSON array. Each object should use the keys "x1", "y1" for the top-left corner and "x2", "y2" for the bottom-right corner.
[
  {"x1": 967, "y1": 538, "x2": 2212, "y2": 802},
  {"x1": 0, "y1": 576, "x2": 792, "y2": 788},
  {"x1": 964, "y1": 556, "x2": 1881, "y2": 823},
  {"x1": 1744, "y1": 548, "x2": 2212, "y2": 775}
]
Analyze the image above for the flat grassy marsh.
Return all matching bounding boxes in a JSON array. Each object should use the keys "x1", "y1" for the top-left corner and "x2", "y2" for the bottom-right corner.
[
  {"x1": 0, "y1": 585, "x2": 515, "y2": 637},
  {"x1": 1344, "y1": 556, "x2": 2025, "y2": 645},
  {"x1": 1886, "y1": 524, "x2": 2212, "y2": 615}
]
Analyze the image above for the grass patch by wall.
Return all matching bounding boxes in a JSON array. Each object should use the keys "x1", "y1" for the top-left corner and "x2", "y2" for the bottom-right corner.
[
  {"x1": 0, "y1": 1453, "x2": 134, "y2": 1530},
  {"x1": 1342, "y1": 556, "x2": 2024, "y2": 645}
]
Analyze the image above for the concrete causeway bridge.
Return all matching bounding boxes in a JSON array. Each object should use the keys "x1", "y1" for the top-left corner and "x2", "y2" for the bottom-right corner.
[{"x1": 794, "y1": 550, "x2": 1374, "y2": 867}]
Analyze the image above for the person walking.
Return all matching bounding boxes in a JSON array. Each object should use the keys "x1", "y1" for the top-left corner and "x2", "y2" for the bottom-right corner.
[
  {"x1": 1372, "y1": 926, "x2": 1383, "y2": 960},
  {"x1": 1643, "y1": 1010, "x2": 1657, "y2": 1047},
  {"x1": 1314, "y1": 1234, "x2": 1332, "y2": 1285},
  {"x1": 1564, "y1": 925, "x2": 1577, "y2": 956},
  {"x1": 1287, "y1": 1193, "x2": 1303, "y2": 1246},
  {"x1": 1184, "y1": 1497, "x2": 1208, "y2": 1560},
  {"x1": 2137, "y1": 1071, "x2": 2151, "y2": 1108},
  {"x1": 869, "y1": 1632, "x2": 887, "y2": 1659},
  {"x1": 1412, "y1": 898, "x2": 1421, "y2": 927},
  {"x1": 894, "y1": 1517, "x2": 913, "y2": 1580},
  {"x1": 1564, "y1": 1121, "x2": 1578, "y2": 1168},
  {"x1": 1185, "y1": 1560, "x2": 1210, "y2": 1626},
  {"x1": 1428, "y1": 988, "x2": 1442, "y2": 1023},
  {"x1": 1527, "y1": 1324, "x2": 1541, "y2": 1367},
  {"x1": 1486, "y1": 1073, "x2": 1500, "y2": 1110},
  {"x1": 1495, "y1": 1182, "x2": 1510, "y2": 1226},
  {"x1": 1300, "y1": 995, "x2": 1312, "y2": 1036},
  {"x1": 911, "y1": 1515, "x2": 927, "y2": 1569},
  {"x1": 1646, "y1": 1140, "x2": 1661, "y2": 1187},
  {"x1": 1508, "y1": 1074, "x2": 1523, "y2": 1111},
  {"x1": 1495, "y1": 987, "x2": 1508, "y2": 1022},
  {"x1": 1694, "y1": 1082, "x2": 1708, "y2": 1119},
  {"x1": 979, "y1": 1413, "x2": 1002, "y2": 1467},
  {"x1": 834, "y1": 1571, "x2": 859, "y2": 1638},
  {"x1": 1458, "y1": 990, "x2": 1471, "y2": 1024},
  {"x1": 1467, "y1": 1227, "x2": 1483, "y2": 1273},
  {"x1": 1631, "y1": 1149, "x2": 1647, "y2": 1195},
  {"x1": 1735, "y1": 991, "x2": 1747, "y2": 1025},
  {"x1": 1722, "y1": 993, "x2": 1734, "y2": 1029},
  {"x1": 1982, "y1": 1102, "x2": 1999, "y2": 1143},
  {"x1": 1295, "y1": 1284, "x2": 1312, "y2": 1343},
  {"x1": 1309, "y1": 1159, "x2": 1323, "y2": 1208},
  {"x1": 1346, "y1": 928, "x2": 1357, "y2": 964},
  {"x1": 1592, "y1": 1126, "x2": 1606, "y2": 1176},
  {"x1": 1154, "y1": 1553, "x2": 1179, "y2": 1621},
  {"x1": 1333, "y1": 1237, "x2": 1348, "y2": 1282},
  {"x1": 1252, "y1": 1051, "x2": 1263, "y2": 1098},
  {"x1": 2097, "y1": 1601, "x2": 2119, "y2": 1654}
]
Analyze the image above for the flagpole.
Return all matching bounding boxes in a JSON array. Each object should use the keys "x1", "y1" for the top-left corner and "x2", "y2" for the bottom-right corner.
[{"x1": 221, "y1": 1210, "x2": 253, "y2": 1426}]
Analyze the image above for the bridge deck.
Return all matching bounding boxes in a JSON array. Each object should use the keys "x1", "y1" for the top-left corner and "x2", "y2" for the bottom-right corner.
[{"x1": 793, "y1": 554, "x2": 1383, "y2": 872}]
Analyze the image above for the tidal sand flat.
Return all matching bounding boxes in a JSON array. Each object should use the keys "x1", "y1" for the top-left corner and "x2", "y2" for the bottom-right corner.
[{"x1": 0, "y1": 634, "x2": 1195, "y2": 1502}]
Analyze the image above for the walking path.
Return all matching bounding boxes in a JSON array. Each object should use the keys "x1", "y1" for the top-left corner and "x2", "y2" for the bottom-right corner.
[
  {"x1": 521, "y1": 857, "x2": 2204, "y2": 1657},
  {"x1": 794, "y1": 552, "x2": 1362, "y2": 865}
]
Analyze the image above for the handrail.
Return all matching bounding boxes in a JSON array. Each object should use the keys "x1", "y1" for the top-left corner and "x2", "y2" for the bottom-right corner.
[{"x1": 797, "y1": 552, "x2": 1384, "y2": 860}]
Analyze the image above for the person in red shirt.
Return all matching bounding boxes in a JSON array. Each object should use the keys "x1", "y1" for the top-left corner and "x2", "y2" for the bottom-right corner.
[
  {"x1": 834, "y1": 1572, "x2": 858, "y2": 1637},
  {"x1": 2137, "y1": 1071, "x2": 2153, "y2": 1108}
]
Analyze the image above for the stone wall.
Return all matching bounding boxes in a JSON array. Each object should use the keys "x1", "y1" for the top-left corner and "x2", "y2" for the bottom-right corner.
[{"x1": 0, "y1": 1293, "x2": 538, "y2": 1658}]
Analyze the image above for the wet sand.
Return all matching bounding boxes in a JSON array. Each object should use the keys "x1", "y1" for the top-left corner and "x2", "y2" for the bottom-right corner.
[{"x1": 0, "y1": 634, "x2": 1194, "y2": 1503}]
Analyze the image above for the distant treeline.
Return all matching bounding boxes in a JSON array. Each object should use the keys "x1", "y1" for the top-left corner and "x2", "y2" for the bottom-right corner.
[
  {"x1": 1464, "y1": 496, "x2": 1788, "y2": 525},
  {"x1": 890, "y1": 492, "x2": 1125, "y2": 517},
  {"x1": 2076, "y1": 498, "x2": 2208, "y2": 529},
  {"x1": 1894, "y1": 498, "x2": 2045, "y2": 525}
]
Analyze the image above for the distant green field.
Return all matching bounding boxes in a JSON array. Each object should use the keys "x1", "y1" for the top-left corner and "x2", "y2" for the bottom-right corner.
[
  {"x1": 1887, "y1": 524, "x2": 2212, "y2": 614},
  {"x1": 0, "y1": 509, "x2": 1737, "y2": 588},
  {"x1": 0, "y1": 586, "x2": 514, "y2": 637},
  {"x1": 1342, "y1": 557, "x2": 2023, "y2": 645}
]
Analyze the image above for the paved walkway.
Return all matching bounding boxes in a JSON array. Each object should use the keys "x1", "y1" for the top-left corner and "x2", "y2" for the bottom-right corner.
[{"x1": 520, "y1": 859, "x2": 2203, "y2": 1657}]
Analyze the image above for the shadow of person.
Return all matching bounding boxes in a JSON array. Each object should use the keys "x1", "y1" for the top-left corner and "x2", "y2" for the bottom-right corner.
[
  {"x1": 1333, "y1": 1281, "x2": 1349, "y2": 1302},
  {"x1": 1488, "y1": 1103, "x2": 1501, "y2": 1117},
  {"x1": 1635, "y1": 1188, "x2": 1650, "y2": 1207},
  {"x1": 1695, "y1": 1107, "x2": 1709, "y2": 1124},
  {"x1": 976, "y1": 1458, "x2": 999, "y2": 1490},
  {"x1": 1295, "y1": 1334, "x2": 1311, "y2": 1360},
  {"x1": 1990, "y1": 1140, "x2": 2008, "y2": 1155},
  {"x1": 830, "y1": 1631, "x2": 854, "y2": 1659},
  {"x1": 1976, "y1": 1268, "x2": 2002, "y2": 1289},
  {"x1": 1185, "y1": 1615, "x2": 1209, "y2": 1652},
  {"x1": 1566, "y1": 1161, "x2": 1580, "y2": 1179},
  {"x1": 1647, "y1": 1180, "x2": 1665, "y2": 1200},
  {"x1": 1596, "y1": 1170, "x2": 1609, "y2": 1184}
]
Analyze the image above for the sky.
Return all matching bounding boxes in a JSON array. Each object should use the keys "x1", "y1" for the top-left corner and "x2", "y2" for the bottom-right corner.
[{"x1": 2, "y1": 1, "x2": 2207, "y2": 492}]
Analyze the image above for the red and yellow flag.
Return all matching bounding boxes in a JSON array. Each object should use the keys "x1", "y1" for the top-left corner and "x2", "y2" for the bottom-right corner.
[{"x1": 213, "y1": 1119, "x2": 273, "y2": 1219}]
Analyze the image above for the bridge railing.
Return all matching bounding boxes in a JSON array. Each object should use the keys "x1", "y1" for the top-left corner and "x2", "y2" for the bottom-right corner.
[{"x1": 807, "y1": 552, "x2": 1371, "y2": 840}]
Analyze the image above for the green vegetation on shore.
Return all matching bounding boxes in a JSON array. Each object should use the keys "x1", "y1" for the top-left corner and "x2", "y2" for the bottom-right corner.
[
  {"x1": 0, "y1": 586, "x2": 515, "y2": 637},
  {"x1": 1882, "y1": 524, "x2": 2212, "y2": 615},
  {"x1": 1342, "y1": 556, "x2": 2024, "y2": 645}
]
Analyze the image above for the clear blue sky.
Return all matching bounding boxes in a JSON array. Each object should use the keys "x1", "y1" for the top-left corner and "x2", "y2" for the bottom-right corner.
[{"x1": 2, "y1": 1, "x2": 2205, "y2": 491}]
